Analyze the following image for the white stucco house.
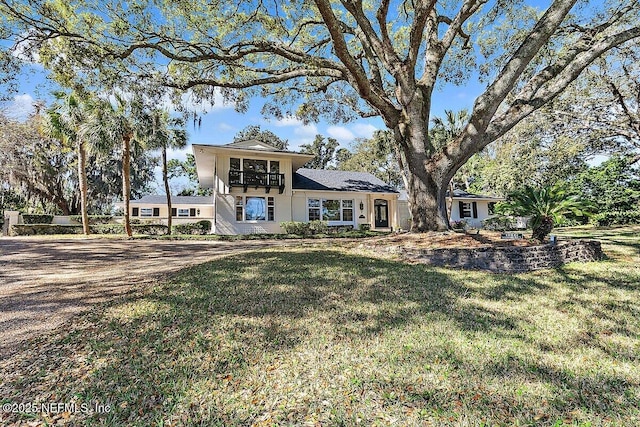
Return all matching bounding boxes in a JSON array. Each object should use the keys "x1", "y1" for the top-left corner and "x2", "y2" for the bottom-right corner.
[
  {"x1": 126, "y1": 139, "x2": 503, "y2": 234},
  {"x1": 192, "y1": 140, "x2": 400, "y2": 234}
]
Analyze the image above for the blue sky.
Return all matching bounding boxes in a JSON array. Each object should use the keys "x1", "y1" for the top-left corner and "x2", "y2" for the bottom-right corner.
[{"x1": 2, "y1": 0, "x2": 559, "y2": 192}]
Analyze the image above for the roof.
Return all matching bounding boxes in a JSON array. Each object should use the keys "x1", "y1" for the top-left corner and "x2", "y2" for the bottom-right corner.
[
  {"x1": 293, "y1": 169, "x2": 398, "y2": 193},
  {"x1": 130, "y1": 195, "x2": 213, "y2": 205},
  {"x1": 398, "y1": 189, "x2": 504, "y2": 201}
]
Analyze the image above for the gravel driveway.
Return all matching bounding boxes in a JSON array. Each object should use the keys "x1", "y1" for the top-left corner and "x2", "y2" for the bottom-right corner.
[{"x1": 0, "y1": 237, "x2": 293, "y2": 357}]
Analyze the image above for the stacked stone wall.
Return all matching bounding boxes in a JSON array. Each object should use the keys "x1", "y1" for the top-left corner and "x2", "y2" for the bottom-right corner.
[{"x1": 392, "y1": 240, "x2": 603, "y2": 273}]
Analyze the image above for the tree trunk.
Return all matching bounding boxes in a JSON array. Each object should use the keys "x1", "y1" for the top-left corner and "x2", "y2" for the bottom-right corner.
[
  {"x1": 532, "y1": 216, "x2": 554, "y2": 242},
  {"x1": 122, "y1": 134, "x2": 133, "y2": 237},
  {"x1": 394, "y1": 94, "x2": 451, "y2": 232},
  {"x1": 162, "y1": 146, "x2": 172, "y2": 235},
  {"x1": 78, "y1": 140, "x2": 90, "y2": 235}
]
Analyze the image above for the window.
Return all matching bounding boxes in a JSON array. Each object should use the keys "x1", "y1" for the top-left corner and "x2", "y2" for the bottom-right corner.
[
  {"x1": 177, "y1": 208, "x2": 190, "y2": 217},
  {"x1": 270, "y1": 161, "x2": 280, "y2": 174},
  {"x1": 245, "y1": 197, "x2": 266, "y2": 220},
  {"x1": 342, "y1": 200, "x2": 353, "y2": 222},
  {"x1": 308, "y1": 199, "x2": 355, "y2": 223},
  {"x1": 308, "y1": 199, "x2": 321, "y2": 221},
  {"x1": 267, "y1": 197, "x2": 275, "y2": 221},
  {"x1": 323, "y1": 200, "x2": 341, "y2": 221},
  {"x1": 230, "y1": 157, "x2": 241, "y2": 171},
  {"x1": 243, "y1": 159, "x2": 267, "y2": 173},
  {"x1": 459, "y1": 201, "x2": 477, "y2": 218},
  {"x1": 140, "y1": 208, "x2": 153, "y2": 217},
  {"x1": 235, "y1": 196, "x2": 275, "y2": 221},
  {"x1": 132, "y1": 207, "x2": 139, "y2": 217},
  {"x1": 235, "y1": 196, "x2": 244, "y2": 221}
]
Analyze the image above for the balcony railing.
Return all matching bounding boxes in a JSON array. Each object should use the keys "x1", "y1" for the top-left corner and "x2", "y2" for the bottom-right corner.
[{"x1": 229, "y1": 170, "x2": 286, "y2": 193}]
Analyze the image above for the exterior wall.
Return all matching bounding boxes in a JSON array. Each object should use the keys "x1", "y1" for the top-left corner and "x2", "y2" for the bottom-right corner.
[
  {"x1": 398, "y1": 201, "x2": 411, "y2": 230},
  {"x1": 215, "y1": 153, "x2": 294, "y2": 197},
  {"x1": 129, "y1": 203, "x2": 214, "y2": 228},
  {"x1": 449, "y1": 199, "x2": 491, "y2": 228},
  {"x1": 386, "y1": 240, "x2": 603, "y2": 273},
  {"x1": 292, "y1": 191, "x2": 399, "y2": 231},
  {"x1": 214, "y1": 193, "x2": 290, "y2": 235}
]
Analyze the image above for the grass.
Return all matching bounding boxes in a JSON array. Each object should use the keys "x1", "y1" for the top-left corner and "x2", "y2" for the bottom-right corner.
[{"x1": 1, "y1": 227, "x2": 639, "y2": 426}]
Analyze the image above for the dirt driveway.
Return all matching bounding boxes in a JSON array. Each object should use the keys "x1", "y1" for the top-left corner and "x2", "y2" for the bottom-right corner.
[{"x1": 0, "y1": 237, "x2": 298, "y2": 358}]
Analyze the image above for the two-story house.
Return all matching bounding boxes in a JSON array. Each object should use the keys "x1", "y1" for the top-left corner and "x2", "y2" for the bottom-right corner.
[{"x1": 192, "y1": 140, "x2": 400, "y2": 234}]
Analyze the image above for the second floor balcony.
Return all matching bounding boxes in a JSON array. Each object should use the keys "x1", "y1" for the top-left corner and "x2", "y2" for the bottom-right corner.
[{"x1": 229, "y1": 170, "x2": 286, "y2": 193}]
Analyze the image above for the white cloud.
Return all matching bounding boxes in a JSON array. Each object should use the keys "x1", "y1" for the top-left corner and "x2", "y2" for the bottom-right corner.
[
  {"x1": 217, "y1": 122, "x2": 234, "y2": 131},
  {"x1": 351, "y1": 123, "x2": 378, "y2": 138},
  {"x1": 327, "y1": 125, "x2": 355, "y2": 143},
  {"x1": 5, "y1": 94, "x2": 36, "y2": 122},
  {"x1": 166, "y1": 144, "x2": 192, "y2": 162},
  {"x1": 273, "y1": 116, "x2": 304, "y2": 127}
]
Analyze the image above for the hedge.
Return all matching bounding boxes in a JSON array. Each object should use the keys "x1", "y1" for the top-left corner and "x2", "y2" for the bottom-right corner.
[
  {"x1": 172, "y1": 220, "x2": 212, "y2": 235},
  {"x1": 21, "y1": 214, "x2": 54, "y2": 224},
  {"x1": 11, "y1": 223, "x2": 169, "y2": 236},
  {"x1": 69, "y1": 215, "x2": 114, "y2": 225},
  {"x1": 589, "y1": 210, "x2": 640, "y2": 227}
]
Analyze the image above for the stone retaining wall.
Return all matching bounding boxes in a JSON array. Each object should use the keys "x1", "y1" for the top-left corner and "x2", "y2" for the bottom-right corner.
[{"x1": 391, "y1": 240, "x2": 603, "y2": 273}]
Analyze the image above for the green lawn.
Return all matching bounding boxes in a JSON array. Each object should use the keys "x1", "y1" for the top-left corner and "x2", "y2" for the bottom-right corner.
[{"x1": 2, "y1": 227, "x2": 639, "y2": 426}]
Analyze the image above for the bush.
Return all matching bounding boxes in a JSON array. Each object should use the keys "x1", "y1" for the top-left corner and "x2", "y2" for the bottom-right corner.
[
  {"x1": 172, "y1": 220, "x2": 212, "y2": 235},
  {"x1": 280, "y1": 221, "x2": 330, "y2": 236},
  {"x1": 70, "y1": 215, "x2": 114, "y2": 225},
  {"x1": 589, "y1": 210, "x2": 640, "y2": 227},
  {"x1": 11, "y1": 224, "x2": 82, "y2": 236},
  {"x1": 450, "y1": 220, "x2": 467, "y2": 230},
  {"x1": 10, "y1": 223, "x2": 168, "y2": 236},
  {"x1": 21, "y1": 214, "x2": 54, "y2": 224},
  {"x1": 308, "y1": 220, "x2": 329, "y2": 235},
  {"x1": 481, "y1": 216, "x2": 517, "y2": 231},
  {"x1": 132, "y1": 224, "x2": 169, "y2": 235},
  {"x1": 359, "y1": 223, "x2": 371, "y2": 231},
  {"x1": 92, "y1": 224, "x2": 125, "y2": 234}
]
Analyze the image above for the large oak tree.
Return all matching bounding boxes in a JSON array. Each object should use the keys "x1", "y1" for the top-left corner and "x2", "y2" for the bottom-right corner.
[{"x1": 2, "y1": 0, "x2": 639, "y2": 231}]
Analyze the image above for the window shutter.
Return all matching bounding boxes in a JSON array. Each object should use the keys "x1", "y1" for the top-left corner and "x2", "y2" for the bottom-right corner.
[
  {"x1": 132, "y1": 207, "x2": 139, "y2": 217},
  {"x1": 190, "y1": 208, "x2": 196, "y2": 217},
  {"x1": 472, "y1": 202, "x2": 478, "y2": 219},
  {"x1": 458, "y1": 201, "x2": 465, "y2": 218},
  {"x1": 171, "y1": 208, "x2": 177, "y2": 217},
  {"x1": 153, "y1": 207, "x2": 160, "y2": 217}
]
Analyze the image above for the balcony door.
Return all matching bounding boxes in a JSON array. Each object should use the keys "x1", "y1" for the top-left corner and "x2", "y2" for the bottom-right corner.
[{"x1": 374, "y1": 199, "x2": 389, "y2": 228}]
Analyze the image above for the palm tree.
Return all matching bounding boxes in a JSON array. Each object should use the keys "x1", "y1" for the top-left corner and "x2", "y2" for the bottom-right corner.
[
  {"x1": 82, "y1": 95, "x2": 144, "y2": 237},
  {"x1": 496, "y1": 184, "x2": 591, "y2": 242},
  {"x1": 145, "y1": 110, "x2": 187, "y2": 234},
  {"x1": 45, "y1": 92, "x2": 91, "y2": 235}
]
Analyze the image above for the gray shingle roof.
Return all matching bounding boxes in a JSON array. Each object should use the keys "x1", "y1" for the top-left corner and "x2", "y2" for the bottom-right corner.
[
  {"x1": 130, "y1": 195, "x2": 213, "y2": 205},
  {"x1": 398, "y1": 189, "x2": 504, "y2": 201},
  {"x1": 293, "y1": 168, "x2": 398, "y2": 193}
]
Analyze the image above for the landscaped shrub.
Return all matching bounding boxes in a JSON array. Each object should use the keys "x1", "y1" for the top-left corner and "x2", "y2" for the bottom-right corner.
[
  {"x1": 91, "y1": 224, "x2": 125, "y2": 234},
  {"x1": 589, "y1": 210, "x2": 640, "y2": 227},
  {"x1": 481, "y1": 216, "x2": 517, "y2": 231},
  {"x1": 450, "y1": 220, "x2": 467, "y2": 230},
  {"x1": 280, "y1": 221, "x2": 309, "y2": 235},
  {"x1": 70, "y1": 215, "x2": 114, "y2": 224},
  {"x1": 308, "y1": 220, "x2": 329, "y2": 235},
  {"x1": 132, "y1": 223, "x2": 169, "y2": 235},
  {"x1": 11, "y1": 223, "x2": 168, "y2": 236},
  {"x1": 359, "y1": 223, "x2": 371, "y2": 231},
  {"x1": 172, "y1": 220, "x2": 212, "y2": 235},
  {"x1": 11, "y1": 224, "x2": 82, "y2": 236},
  {"x1": 280, "y1": 221, "x2": 330, "y2": 236},
  {"x1": 21, "y1": 214, "x2": 54, "y2": 224}
]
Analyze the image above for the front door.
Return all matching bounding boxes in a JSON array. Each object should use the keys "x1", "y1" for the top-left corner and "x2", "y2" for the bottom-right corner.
[{"x1": 374, "y1": 199, "x2": 389, "y2": 228}]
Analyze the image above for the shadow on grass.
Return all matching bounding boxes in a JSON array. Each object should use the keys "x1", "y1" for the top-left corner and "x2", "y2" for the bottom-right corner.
[{"x1": 2, "y1": 248, "x2": 639, "y2": 426}]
